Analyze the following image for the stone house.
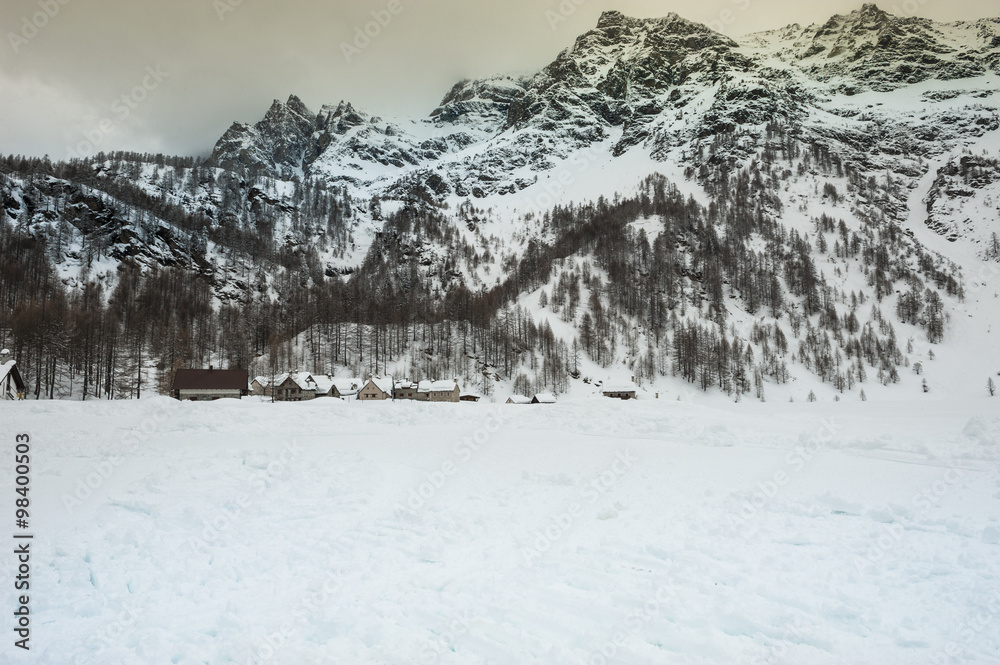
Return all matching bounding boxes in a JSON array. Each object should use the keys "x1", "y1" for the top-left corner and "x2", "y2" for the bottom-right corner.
[{"x1": 358, "y1": 377, "x2": 394, "y2": 401}]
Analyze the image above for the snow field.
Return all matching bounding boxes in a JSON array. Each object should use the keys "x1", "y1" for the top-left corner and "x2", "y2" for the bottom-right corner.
[{"x1": 0, "y1": 396, "x2": 998, "y2": 664}]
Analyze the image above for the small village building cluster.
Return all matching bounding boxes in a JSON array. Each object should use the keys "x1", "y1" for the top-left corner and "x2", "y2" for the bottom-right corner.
[
  {"x1": 168, "y1": 366, "x2": 639, "y2": 404},
  {"x1": 390, "y1": 379, "x2": 462, "y2": 402},
  {"x1": 3, "y1": 349, "x2": 636, "y2": 405},
  {"x1": 251, "y1": 373, "x2": 362, "y2": 401},
  {"x1": 251, "y1": 373, "x2": 480, "y2": 403},
  {"x1": 355, "y1": 377, "x2": 480, "y2": 403}
]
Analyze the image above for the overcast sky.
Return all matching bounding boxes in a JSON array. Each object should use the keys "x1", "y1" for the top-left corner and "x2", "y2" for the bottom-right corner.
[{"x1": 1, "y1": 0, "x2": 996, "y2": 159}]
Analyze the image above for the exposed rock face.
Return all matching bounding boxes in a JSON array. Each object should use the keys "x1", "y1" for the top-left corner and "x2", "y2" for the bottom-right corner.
[
  {"x1": 212, "y1": 95, "x2": 316, "y2": 179},
  {"x1": 505, "y1": 10, "x2": 749, "y2": 151},
  {"x1": 925, "y1": 155, "x2": 1000, "y2": 254},
  {"x1": 209, "y1": 6, "x2": 998, "y2": 200},
  {"x1": 747, "y1": 4, "x2": 1000, "y2": 93},
  {"x1": 431, "y1": 76, "x2": 528, "y2": 129}
]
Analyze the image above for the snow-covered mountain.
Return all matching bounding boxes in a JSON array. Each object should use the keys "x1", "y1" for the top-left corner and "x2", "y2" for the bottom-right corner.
[
  {"x1": 210, "y1": 6, "x2": 999, "y2": 198},
  {"x1": 2, "y1": 4, "x2": 999, "y2": 401}
]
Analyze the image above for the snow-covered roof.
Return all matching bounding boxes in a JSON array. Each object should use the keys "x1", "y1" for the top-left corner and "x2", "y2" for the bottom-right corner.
[
  {"x1": 274, "y1": 372, "x2": 315, "y2": 391},
  {"x1": 310, "y1": 375, "x2": 336, "y2": 394},
  {"x1": 0, "y1": 360, "x2": 16, "y2": 386},
  {"x1": 257, "y1": 374, "x2": 359, "y2": 394},
  {"x1": 507, "y1": 395, "x2": 532, "y2": 404},
  {"x1": 533, "y1": 393, "x2": 557, "y2": 404},
  {"x1": 602, "y1": 384, "x2": 637, "y2": 393},
  {"x1": 420, "y1": 379, "x2": 458, "y2": 393},
  {"x1": 366, "y1": 377, "x2": 394, "y2": 395},
  {"x1": 294, "y1": 373, "x2": 317, "y2": 391},
  {"x1": 331, "y1": 378, "x2": 362, "y2": 394}
]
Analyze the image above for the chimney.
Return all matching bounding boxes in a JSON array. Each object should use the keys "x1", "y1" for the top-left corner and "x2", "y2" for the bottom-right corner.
[
  {"x1": 209, "y1": 364, "x2": 214, "y2": 371},
  {"x1": 0, "y1": 349, "x2": 10, "y2": 364}
]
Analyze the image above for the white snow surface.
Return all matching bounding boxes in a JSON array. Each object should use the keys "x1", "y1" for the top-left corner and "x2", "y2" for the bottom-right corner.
[{"x1": 2, "y1": 397, "x2": 999, "y2": 664}]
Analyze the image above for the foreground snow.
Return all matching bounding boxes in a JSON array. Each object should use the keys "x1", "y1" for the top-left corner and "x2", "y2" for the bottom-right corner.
[{"x1": 1, "y1": 397, "x2": 999, "y2": 664}]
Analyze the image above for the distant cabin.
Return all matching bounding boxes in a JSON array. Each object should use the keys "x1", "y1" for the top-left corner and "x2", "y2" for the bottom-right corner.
[
  {"x1": 0, "y1": 349, "x2": 26, "y2": 401},
  {"x1": 424, "y1": 380, "x2": 460, "y2": 403},
  {"x1": 172, "y1": 367, "x2": 249, "y2": 401},
  {"x1": 506, "y1": 395, "x2": 532, "y2": 405},
  {"x1": 250, "y1": 377, "x2": 271, "y2": 396},
  {"x1": 310, "y1": 375, "x2": 336, "y2": 398},
  {"x1": 358, "y1": 377, "x2": 394, "y2": 401},
  {"x1": 602, "y1": 385, "x2": 637, "y2": 400},
  {"x1": 329, "y1": 378, "x2": 362, "y2": 399},
  {"x1": 394, "y1": 380, "x2": 421, "y2": 401},
  {"x1": 273, "y1": 372, "x2": 317, "y2": 402},
  {"x1": 532, "y1": 393, "x2": 557, "y2": 405},
  {"x1": 311, "y1": 375, "x2": 361, "y2": 399},
  {"x1": 460, "y1": 392, "x2": 481, "y2": 403},
  {"x1": 394, "y1": 379, "x2": 461, "y2": 402}
]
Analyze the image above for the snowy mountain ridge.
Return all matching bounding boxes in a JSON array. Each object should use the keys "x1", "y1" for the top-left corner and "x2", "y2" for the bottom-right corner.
[
  {"x1": 1, "y1": 4, "x2": 999, "y2": 402},
  {"x1": 209, "y1": 6, "x2": 1000, "y2": 199}
]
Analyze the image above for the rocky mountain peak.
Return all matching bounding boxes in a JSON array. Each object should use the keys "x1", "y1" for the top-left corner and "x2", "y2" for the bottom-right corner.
[
  {"x1": 285, "y1": 94, "x2": 313, "y2": 119},
  {"x1": 761, "y1": 4, "x2": 998, "y2": 92},
  {"x1": 586, "y1": 10, "x2": 736, "y2": 50},
  {"x1": 317, "y1": 101, "x2": 367, "y2": 134},
  {"x1": 210, "y1": 94, "x2": 318, "y2": 178},
  {"x1": 594, "y1": 10, "x2": 703, "y2": 35},
  {"x1": 595, "y1": 10, "x2": 626, "y2": 29},
  {"x1": 503, "y1": 10, "x2": 748, "y2": 150},
  {"x1": 261, "y1": 95, "x2": 315, "y2": 135},
  {"x1": 858, "y1": 3, "x2": 889, "y2": 20},
  {"x1": 211, "y1": 6, "x2": 998, "y2": 195}
]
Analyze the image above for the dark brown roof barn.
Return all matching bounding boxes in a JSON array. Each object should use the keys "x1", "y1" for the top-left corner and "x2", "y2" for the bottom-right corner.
[{"x1": 172, "y1": 368, "x2": 249, "y2": 391}]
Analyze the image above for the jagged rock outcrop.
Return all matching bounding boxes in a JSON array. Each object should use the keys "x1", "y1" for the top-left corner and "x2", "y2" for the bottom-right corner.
[
  {"x1": 747, "y1": 4, "x2": 1000, "y2": 93},
  {"x1": 208, "y1": 6, "x2": 998, "y2": 201}
]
